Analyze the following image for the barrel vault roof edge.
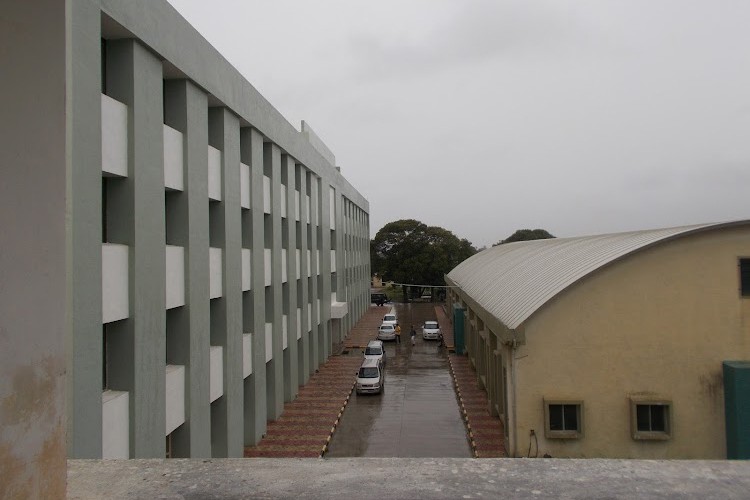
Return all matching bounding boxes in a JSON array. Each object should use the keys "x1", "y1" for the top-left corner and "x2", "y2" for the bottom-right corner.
[{"x1": 447, "y1": 220, "x2": 750, "y2": 330}]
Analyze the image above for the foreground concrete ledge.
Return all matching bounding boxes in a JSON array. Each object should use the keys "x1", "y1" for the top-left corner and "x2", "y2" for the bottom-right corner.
[{"x1": 68, "y1": 458, "x2": 750, "y2": 499}]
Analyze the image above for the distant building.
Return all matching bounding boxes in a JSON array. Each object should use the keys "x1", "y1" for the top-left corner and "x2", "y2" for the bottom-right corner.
[{"x1": 446, "y1": 221, "x2": 750, "y2": 459}]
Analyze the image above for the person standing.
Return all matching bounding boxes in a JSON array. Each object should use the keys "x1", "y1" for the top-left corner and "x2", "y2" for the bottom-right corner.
[
  {"x1": 395, "y1": 323, "x2": 401, "y2": 344},
  {"x1": 410, "y1": 325, "x2": 416, "y2": 346}
]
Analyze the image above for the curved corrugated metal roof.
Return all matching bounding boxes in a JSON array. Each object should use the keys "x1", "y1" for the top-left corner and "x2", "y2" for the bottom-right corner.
[{"x1": 446, "y1": 221, "x2": 749, "y2": 330}]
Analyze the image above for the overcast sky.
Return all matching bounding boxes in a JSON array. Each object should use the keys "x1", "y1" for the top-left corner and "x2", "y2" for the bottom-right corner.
[{"x1": 167, "y1": 0, "x2": 749, "y2": 248}]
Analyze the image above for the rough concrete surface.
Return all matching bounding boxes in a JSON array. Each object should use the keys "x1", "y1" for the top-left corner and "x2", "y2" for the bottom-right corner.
[{"x1": 68, "y1": 457, "x2": 750, "y2": 499}]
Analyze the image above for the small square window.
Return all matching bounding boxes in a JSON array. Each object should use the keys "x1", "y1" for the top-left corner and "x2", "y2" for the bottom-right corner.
[
  {"x1": 630, "y1": 399, "x2": 671, "y2": 440},
  {"x1": 740, "y1": 258, "x2": 750, "y2": 297},
  {"x1": 544, "y1": 399, "x2": 583, "y2": 439}
]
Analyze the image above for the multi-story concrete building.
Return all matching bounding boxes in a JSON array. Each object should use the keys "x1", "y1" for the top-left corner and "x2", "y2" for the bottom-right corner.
[
  {"x1": 61, "y1": 0, "x2": 370, "y2": 459},
  {"x1": 446, "y1": 221, "x2": 750, "y2": 459}
]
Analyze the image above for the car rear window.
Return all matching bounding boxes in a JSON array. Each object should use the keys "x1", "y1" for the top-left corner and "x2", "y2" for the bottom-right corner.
[
  {"x1": 359, "y1": 367, "x2": 379, "y2": 378},
  {"x1": 384, "y1": 315, "x2": 396, "y2": 321},
  {"x1": 425, "y1": 321, "x2": 438, "y2": 328},
  {"x1": 365, "y1": 347, "x2": 382, "y2": 355},
  {"x1": 380, "y1": 325, "x2": 393, "y2": 331}
]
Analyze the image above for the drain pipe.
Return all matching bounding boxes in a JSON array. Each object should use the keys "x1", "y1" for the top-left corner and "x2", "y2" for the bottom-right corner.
[{"x1": 507, "y1": 336, "x2": 522, "y2": 457}]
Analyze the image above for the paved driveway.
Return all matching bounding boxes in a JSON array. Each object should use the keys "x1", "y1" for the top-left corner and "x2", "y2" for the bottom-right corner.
[{"x1": 327, "y1": 303, "x2": 471, "y2": 458}]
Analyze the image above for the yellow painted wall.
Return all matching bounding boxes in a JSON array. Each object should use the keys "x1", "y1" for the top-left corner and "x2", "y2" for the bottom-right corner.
[{"x1": 513, "y1": 226, "x2": 750, "y2": 458}]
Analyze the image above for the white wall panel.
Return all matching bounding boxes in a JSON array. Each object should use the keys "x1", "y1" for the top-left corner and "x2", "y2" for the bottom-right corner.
[
  {"x1": 331, "y1": 249, "x2": 336, "y2": 272},
  {"x1": 295, "y1": 249, "x2": 301, "y2": 279},
  {"x1": 307, "y1": 308, "x2": 312, "y2": 332},
  {"x1": 265, "y1": 323, "x2": 273, "y2": 362},
  {"x1": 240, "y1": 162, "x2": 250, "y2": 209},
  {"x1": 295, "y1": 191, "x2": 300, "y2": 221},
  {"x1": 264, "y1": 248, "x2": 272, "y2": 287},
  {"x1": 101, "y1": 94, "x2": 128, "y2": 177},
  {"x1": 209, "y1": 247, "x2": 222, "y2": 299},
  {"x1": 102, "y1": 243, "x2": 129, "y2": 323},
  {"x1": 296, "y1": 308, "x2": 302, "y2": 340},
  {"x1": 263, "y1": 175, "x2": 271, "y2": 214},
  {"x1": 306, "y1": 195, "x2": 311, "y2": 224},
  {"x1": 281, "y1": 248, "x2": 287, "y2": 283},
  {"x1": 102, "y1": 390, "x2": 129, "y2": 459},
  {"x1": 281, "y1": 188, "x2": 287, "y2": 218},
  {"x1": 316, "y1": 250, "x2": 320, "y2": 276},
  {"x1": 208, "y1": 145, "x2": 222, "y2": 201},
  {"x1": 209, "y1": 346, "x2": 223, "y2": 403},
  {"x1": 243, "y1": 333, "x2": 253, "y2": 378},
  {"x1": 282, "y1": 315, "x2": 288, "y2": 350},
  {"x1": 306, "y1": 250, "x2": 311, "y2": 277},
  {"x1": 329, "y1": 186, "x2": 335, "y2": 228},
  {"x1": 316, "y1": 299, "x2": 321, "y2": 325},
  {"x1": 165, "y1": 245, "x2": 185, "y2": 309},
  {"x1": 163, "y1": 124, "x2": 184, "y2": 191},
  {"x1": 242, "y1": 248, "x2": 251, "y2": 291},
  {"x1": 165, "y1": 365, "x2": 185, "y2": 435}
]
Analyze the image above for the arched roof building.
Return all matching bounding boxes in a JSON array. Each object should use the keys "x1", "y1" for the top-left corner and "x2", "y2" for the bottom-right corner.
[{"x1": 445, "y1": 220, "x2": 750, "y2": 459}]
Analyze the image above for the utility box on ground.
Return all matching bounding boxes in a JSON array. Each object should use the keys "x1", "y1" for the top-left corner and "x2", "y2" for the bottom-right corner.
[{"x1": 723, "y1": 360, "x2": 750, "y2": 459}]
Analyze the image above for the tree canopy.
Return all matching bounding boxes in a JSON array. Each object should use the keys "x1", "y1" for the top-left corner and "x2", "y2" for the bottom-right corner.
[
  {"x1": 495, "y1": 228, "x2": 555, "y2": 246},
  {"x1": 371, "y1": 219, "x2": 476, "y2": 290}
]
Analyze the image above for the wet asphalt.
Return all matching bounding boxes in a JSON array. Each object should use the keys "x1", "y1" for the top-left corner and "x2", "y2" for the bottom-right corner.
[{"x1": 326, "y1": 303, "x2": 472, "y2": 458}]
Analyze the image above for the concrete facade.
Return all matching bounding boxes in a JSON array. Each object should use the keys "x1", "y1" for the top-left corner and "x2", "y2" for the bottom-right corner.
[
  {"x1": 63, "y1": 0, "x2": 370, "y2": 459},
  {"x1": 446, "y1": 222, "x2": 750, "y2": 459}
]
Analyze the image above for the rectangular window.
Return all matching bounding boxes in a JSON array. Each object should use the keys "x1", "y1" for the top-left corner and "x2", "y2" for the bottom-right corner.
[
  {"x1": 740, "y1": 258, "x2": 750, "y2": 297},
  {"x1": 631, "y1": 399, "x2": 671, "y2": 440},
  {"x1": 544, "y1": 399, "x2": 583, "y2": 439}
]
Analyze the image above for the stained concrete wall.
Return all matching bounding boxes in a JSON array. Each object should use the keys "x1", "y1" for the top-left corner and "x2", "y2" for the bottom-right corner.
[{"x1": 0, "y1": 0, "x2": 67, "y2": 497}]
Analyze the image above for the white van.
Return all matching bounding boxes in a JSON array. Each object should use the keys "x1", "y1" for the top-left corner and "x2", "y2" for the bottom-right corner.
[
  {"x1": 364, "y1": 339, "x2": 386, "y2": 366},
  {"x1": 381, "y1": 308, "x2": 397, "y2": 328},
  {"x1": 356, "y1": 358, "x2": 384, "y2": 395}
]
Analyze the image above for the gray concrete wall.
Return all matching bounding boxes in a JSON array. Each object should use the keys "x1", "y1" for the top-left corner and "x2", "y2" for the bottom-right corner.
[
  {"x1": 242, "y1": 128, "x2": 268, "y2": 445},
  {"x1": 164, "y1": 79, "x2": 212, "y2": 457},
  {"x1": 68, "y1": 0, "x2": 104, "y2": 460},
  {"x1": 104, "y1": 38, "x2": 167, "y2": 458},
  {"x1": 60, "y1": 0, "x2": 370, "y2": 460},
  {"x1": 0, "y1": 0, "x2": 67, "y2": 497},
  {"x1": 207, "y1": 107, "x2": 244, "y2": 457},
  {"x1": 99, "y1": 0, "x2": 367, "y2": 211}
]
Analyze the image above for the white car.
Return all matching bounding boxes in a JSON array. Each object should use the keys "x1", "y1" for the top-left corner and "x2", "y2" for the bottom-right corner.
[
  {"x1": 356, "y1": 358, "x2": 384, "y2": 395},
  {"x1": 422, "y1": 320, "x2": 441, "y2": 340},
  {"x1": 377, "y1": 324, "x2": 396, "y2": 341},
  {"x1": 364, "y1": 339, "x2": 386, "y2": 366},
  {"x1": 381, "y1": 309, "x2": 398, "y2": 327}
]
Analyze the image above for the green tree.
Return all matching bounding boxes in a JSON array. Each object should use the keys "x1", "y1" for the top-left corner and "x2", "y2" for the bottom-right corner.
[
  {"x1": 495, "y1": 228, "x2": 555, "y2": 246},
  {"x1": 371, "y1": 219, "x2": 476, "y2": 301}
]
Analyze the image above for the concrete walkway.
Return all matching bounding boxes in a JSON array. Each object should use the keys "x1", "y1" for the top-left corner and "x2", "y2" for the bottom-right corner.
[
  {"x1": 343, "y1": 305, "x2": 390, "y2": 349},
  {"x1": 244, "y1": 306, "x2": 392, "y2": 458},
  {"x1": 434, "y1": 303, "x2": 506, "y2": 457},
  {"x1": 435, "y1": 305, "x2": 455, "y2": 351},
  {"x1": 244, "y1": 355, "x2": 361, "y2": 458},
  {"x1": 449, "y1": 355, "x2": 507, "y2": 457}
]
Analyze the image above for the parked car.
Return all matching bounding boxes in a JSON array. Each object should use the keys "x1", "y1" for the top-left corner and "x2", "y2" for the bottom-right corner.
[
  {"x1": 364, "y1": 339, "x2": 386, "y2": 365},
  {"x1": 382, "y1": 308, "x2": 398, "y2": 327},
  {"x1": 377, "y1": 324, "x2": 396, "y2": 341},
  {"x1": 422, "y1": 320, "x2": 441, "y2": 340},
  {"x1": 356, "y1": 358, "x2": 384, "y2": 394}
]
